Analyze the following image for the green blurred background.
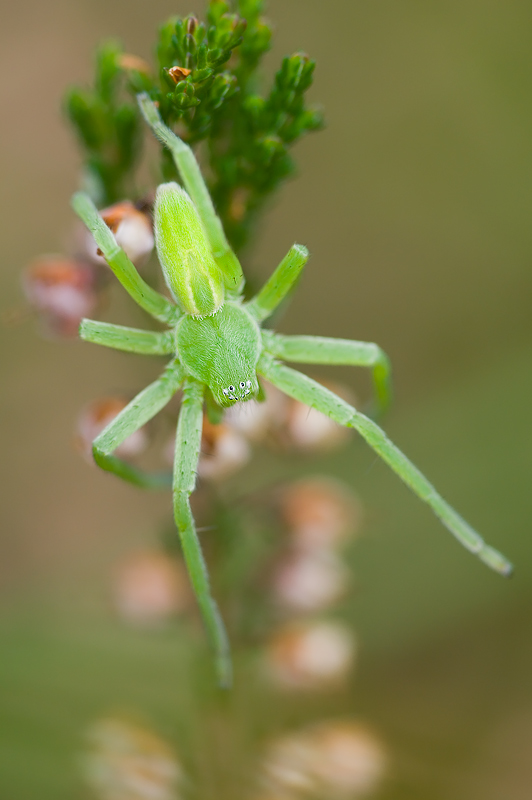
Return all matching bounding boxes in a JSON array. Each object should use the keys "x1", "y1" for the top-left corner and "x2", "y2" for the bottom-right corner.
[{"x1": 1, "y1": 0, "x2": 531, "y2": 797}]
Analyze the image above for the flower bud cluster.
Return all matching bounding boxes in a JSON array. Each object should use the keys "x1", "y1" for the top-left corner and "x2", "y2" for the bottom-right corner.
[
  {"x1": 65, "y1": 2, "x2": 321, "y2": 250},
  {"x1": 159, "y1": 378, "x2": 353, "y2": 485},
  {"x1": 264, "y1": 477, "x2": 362, "y2": 692}
]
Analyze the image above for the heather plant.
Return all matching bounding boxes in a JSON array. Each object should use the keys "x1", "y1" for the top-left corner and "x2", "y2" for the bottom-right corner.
[{"x1": 23, "y1": 2, "x2": 514, "y2": 796}]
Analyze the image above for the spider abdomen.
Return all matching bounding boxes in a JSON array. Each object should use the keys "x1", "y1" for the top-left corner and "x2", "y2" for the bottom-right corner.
[{"x1": 154, "y1": 182, "x2": 224, "y2": 317}]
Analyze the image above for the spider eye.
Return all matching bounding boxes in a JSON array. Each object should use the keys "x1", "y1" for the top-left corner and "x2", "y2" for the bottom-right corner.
[
  {"x1": 246, "y1": 380, "x2": 252, "y2": 388},
  {"x1": 240, "y1": 381, "x2": 246, "y2": 389},
  {"x1": 222, "y1": 388, "x2": 228, "y2": 395},
  {"x1": 229, "y1": 385, "x2": 235, "y2": 392}
]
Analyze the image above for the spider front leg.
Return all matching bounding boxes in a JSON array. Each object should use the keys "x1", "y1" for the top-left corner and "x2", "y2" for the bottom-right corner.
[
  {"x1": 92, "y1": 358, "x2": 184, "y2": 489},
  {"x1": 258, "y1": 352, "x2": 513, "y2": 577},
  {"x1": 72, "y1": 192, "x2": 180, "y2": 325},
  {"x1": 172, "y1": 377, "x2": 232, "y2": 688},
  {"x1": 246, "y1": 244, "x2": 310, "y2": 322},
  {"x1": 262, "y1": 330, "x2": 392, "y2": 416}
]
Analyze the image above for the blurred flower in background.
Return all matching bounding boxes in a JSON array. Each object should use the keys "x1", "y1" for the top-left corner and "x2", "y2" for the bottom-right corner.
[
  {"x1": 258, "y1": 720, "x2": 386, "y2": 799},
  {"x1": 112, "y1": 550, "x2": 193, "y2": 626},
  {"x1": 264, "y1": 620, "x2": 356, "y2": 690},
  {"x1": 271, "y1": 547, "x2": 350, "y2": 613},
  {"x1": 22, "y1": 255, "x2": 100, "y2": 338},
  {"x1": 280, "y1": 477, "x2": 362, "y2": 551},
  {"x1": 82, "y1": 717, "x2": 183, "y2": 800},
  {"x1": 197, "y1": 416, "x2": 251, "y2": 482},
  {"x1": 284, "y1": 382, "x2": 353, "y2": 452}
]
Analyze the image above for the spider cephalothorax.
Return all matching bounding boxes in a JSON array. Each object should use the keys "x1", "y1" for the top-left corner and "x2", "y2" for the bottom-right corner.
[
  {"x1": 73, "y1": 93, "x2": 512, "y2": 687},
  {"x1": 175, "y1": 301, "x2": 261, "y2": 407}
]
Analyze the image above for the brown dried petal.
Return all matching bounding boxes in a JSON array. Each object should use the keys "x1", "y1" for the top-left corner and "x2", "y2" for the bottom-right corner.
[{"x1": 167, "y1": 66, "x2": 192, "y2": 83}]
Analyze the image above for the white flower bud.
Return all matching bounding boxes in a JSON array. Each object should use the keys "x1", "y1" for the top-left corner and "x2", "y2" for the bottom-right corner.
[
  {"x1": 280, "y1": 477, "x2": 362, "y2": 551},
  {"x1": 272, "y1": 549, "x2": 349, "y2": 613},
  {"x1": 224, "y1": 381, "x2": 289, "y2": 442},
  {"x1": 113, "y1": 551, "x2": 193, "y2": 626},
  {"x1": 83, "y1": 717, "x2": 183, "y2": 800},
  {"x1": 83, "y1": 201, "x2": 154, "y2": 268},
  {"x1": 264, "y1": 621, "x2": 356, "y2": 690},
  {"x1": 285, "y1": 379, "x2": 355, "y2": 451},
  {"x1": 259, "y1": 721, "x2": 386, "y2": 799},
  {"x1": 197, "y1": 417, "x2": 251, "y2": 481},
  {"x1": 164, "y1": 416, "x2": 251, "y2": 481},
  {"x1": 309, "y1": 722, "x2": 387, "y2": 797},
  {"x1": 22, "y1": 255, "x2": 98, "y2": 338}
]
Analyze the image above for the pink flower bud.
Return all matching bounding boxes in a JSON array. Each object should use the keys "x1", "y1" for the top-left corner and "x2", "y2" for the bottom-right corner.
[
  {"x1": 22, "y1": 256, "x2": 98, "y2": 337},
  {"x1": 272, "y1": 549, "x2": 349, "y2": 613},
  {"x1": 76, "y1": 397, "x2": 149, "y2": 462},
  {"x1": 280, "y1": 477, "x2": 362, "y2": 551},
  {"x1": 113, "y1": 550, "x2": 193, "y2": 625},
  {"x1": 264, "y1": 621, "x2": 356, "y2": 690},
  {"x1": 83, "y1": 201, "x2": 154, "y2": 268}
]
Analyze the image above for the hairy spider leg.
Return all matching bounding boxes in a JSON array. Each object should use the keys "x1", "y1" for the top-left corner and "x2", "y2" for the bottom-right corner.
[
  {"x1": 92, "y1": 358, "x2": 183, "y2": 489},
  {"x1": 245, "y1": 244, "x2": 309, "y2": 323},
  {"x1": 172, "y1": 377, "x2": 232, "y2": 688},
  {"x1": 258, "y1": 352, "x2": 513, "y2": 577},
  {"x1": 262, "y1": 330, "x2": 392, "y2": 417},
  {"x1": 80, "y1": 319, "x2": 175, "y2": 356},
  {"x1": 72, "y1": 192, "x2": 180, "y2": 325},
  {"x1": 138, "y1": 93, "x2": 243, "y2": 293}
]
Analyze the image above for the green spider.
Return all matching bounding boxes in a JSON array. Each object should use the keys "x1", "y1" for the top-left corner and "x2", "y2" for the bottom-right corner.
[{"x1": 73, "y1": 93, "x2": 512, "y2": 688}]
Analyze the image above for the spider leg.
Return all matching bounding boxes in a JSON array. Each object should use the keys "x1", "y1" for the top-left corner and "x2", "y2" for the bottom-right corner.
[
  {"x1": 71, "y1": 192, "x2": 180, "y2": 325},
  {"x1": 80, "y1": 319, "x2": 175, "y2": 356},
  {"x1": 246, "y1": 244, "x2": 309, "y2": 323},
  {"x1": 92, "y1": 358, "x2": 184, "y2": 489},
  {"x1": 258, "y1": 352, "x2": 513, "y2": 577},
  {"x1": 262, "y1": 330, "x2": 392, "y2": 416},
  {"x1": 173, "y1": 377, "x2": 232, "y2": 688},
  {"x1": 137, "y1": 93, "x2": 243, "y2": 294}
]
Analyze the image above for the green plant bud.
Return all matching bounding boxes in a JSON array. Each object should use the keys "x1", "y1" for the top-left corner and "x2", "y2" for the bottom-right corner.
[
  {"x1": 174, "y1": 19, "x2": 185, "y2": 41},
  {"x1": 194, "y1": 22, "x2": 206, "y2": 43},
  {"x1": 196, "y1": 43, "x2": 208, "y2": 69},
  {"x1": 185, "y1": 33, "x2": 197, "y2": 56},
  {"x1": 154, "y1": 182, "x2": 224, "y2": 317},
  {"x1": 191, "y1": 67, "x2": 213, "y2": 83},
  {"x1": 257, "y1": 135, "x2": 284, "y2": 164},
  {"x1": 95, "y1": 41, "x2": 122, "y2": 101},
  {"x1": 207, "y1": 1, "x2": 230, "y2": 27},
  {"x1": 186, "y1": 15, "x2": 198, "y2": 34},
  {"x1": 176, "y1": 94, "x2": 200, "y2": 109},
  {"x1": 207, "y1": 47, "x2": 224, "y2": 64}
]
